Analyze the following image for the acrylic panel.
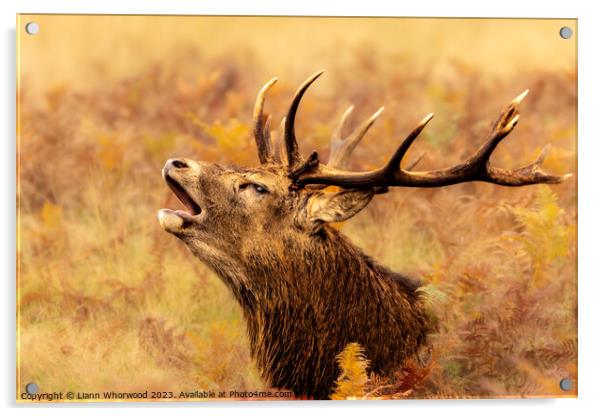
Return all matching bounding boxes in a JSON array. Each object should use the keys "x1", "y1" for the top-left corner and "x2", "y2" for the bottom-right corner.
[{"x1": 16, "y1": 15, "x2": 577, "y2": 402}]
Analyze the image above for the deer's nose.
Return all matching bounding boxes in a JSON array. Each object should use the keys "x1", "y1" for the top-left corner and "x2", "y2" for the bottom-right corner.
[
  {"x1": 166, "y1": 158, "x2": 189, "y2": 169},
  {"x1": 163, "y1": 158, "x2": 195, "y2": 180}
]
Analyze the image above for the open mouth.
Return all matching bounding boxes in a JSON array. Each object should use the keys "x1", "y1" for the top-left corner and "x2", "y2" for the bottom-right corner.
[{"x1": 165, "y1": 175, "x2": 202, "y2": 216}]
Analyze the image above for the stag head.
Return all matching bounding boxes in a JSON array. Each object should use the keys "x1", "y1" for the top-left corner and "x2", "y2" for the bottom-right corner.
[{"x1": 158, "y1": 70, "x2": 569, "y2": 290}]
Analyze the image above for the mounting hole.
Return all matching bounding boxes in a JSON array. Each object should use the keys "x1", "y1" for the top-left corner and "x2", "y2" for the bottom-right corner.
[
  {"x1": 25, "y1": 382, "x2": 39, "y2": 395},
  {"x1": 559, "y1": 377, "x2": 573, "y2": 391},
  {"x1": 25, "y1": 22, "x2": 40, "y2": 35},
  {"x1": 559, "y1": 26, "x2": 573, "y2": 39}
]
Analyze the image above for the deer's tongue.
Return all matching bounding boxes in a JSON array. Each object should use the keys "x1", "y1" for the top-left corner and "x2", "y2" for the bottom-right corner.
[{"x1": 158, "y1": 208, "x2": 185, "y2": 232}]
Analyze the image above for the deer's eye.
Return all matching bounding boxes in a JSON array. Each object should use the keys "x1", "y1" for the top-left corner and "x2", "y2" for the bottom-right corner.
[
  {"x1": 238, "y1": 182, "x2": 269, "y2": 194},
  {"x1": 251, "y1": 184, "x2": 268, "y2": 194}
]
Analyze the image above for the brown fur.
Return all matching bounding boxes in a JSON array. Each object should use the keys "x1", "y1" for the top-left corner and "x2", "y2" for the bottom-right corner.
[{"x1": 159, "y1": 159, "x2": 432, "y2": 399}]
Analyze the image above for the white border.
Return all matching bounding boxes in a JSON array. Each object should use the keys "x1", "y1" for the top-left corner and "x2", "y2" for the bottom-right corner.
[{"x1": 2, "y1": 1, "x2": 600, "y2": 416}]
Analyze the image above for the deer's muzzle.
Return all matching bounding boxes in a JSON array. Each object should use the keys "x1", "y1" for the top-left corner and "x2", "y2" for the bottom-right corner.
[{"x1": 159, "y1": 158, "x2": 204, "y2": 233}]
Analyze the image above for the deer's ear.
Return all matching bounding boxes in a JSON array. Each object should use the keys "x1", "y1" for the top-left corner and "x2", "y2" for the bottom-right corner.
[{"x1": 301, "y1": 189, "x2": 374, "y2": 231}]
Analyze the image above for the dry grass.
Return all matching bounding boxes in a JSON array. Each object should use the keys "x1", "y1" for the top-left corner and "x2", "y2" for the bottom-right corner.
[{"x1": 17, "y1": 17, "x2": 576, "y2": 400}]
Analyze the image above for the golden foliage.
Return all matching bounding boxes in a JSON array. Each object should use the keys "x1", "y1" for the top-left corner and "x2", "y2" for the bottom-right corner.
[
  {"x1": 331, "y1": 343, "x2": 370, "y2": 400},
  {"x1": 510, "y1": 186, "x2": 572, "y2": 285},
  {"x1": 204, "y1": 119, "x2": 249, "y2": 154},
  {"x1": 40, "y1": 201, "x2": 63, "y2": 229},
  {"x1": 186, "y1": 320, "x2": 257, "y2": 389}
]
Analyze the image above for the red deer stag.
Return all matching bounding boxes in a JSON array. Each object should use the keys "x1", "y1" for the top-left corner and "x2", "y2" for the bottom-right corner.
[{"x1": 158, "y1": 71, "x2": 569, "y2": 399}]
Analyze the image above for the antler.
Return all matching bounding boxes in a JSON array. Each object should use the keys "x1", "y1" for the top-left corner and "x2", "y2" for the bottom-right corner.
[
  {"x1": 283, "y1": 70, "x2": 325, "y2": 169},
  {"x1": 294, "y1": 89, "x2": 571, "y2": 189},
  {"x1": 328, "y1": 105, "x2": 384, "y2": 169},
  {"x1": 279, "y1": 70, "x2": 384, "y2": 171},
  {"x1": 251, "y1": 71, "x2": 569, "y2": 189},
  {"x1": 253, "y1": 77, "x2": 278, "y2": 164},
  {"x1": 252, "y1": 71, "x2": 325, "y2": 167}
]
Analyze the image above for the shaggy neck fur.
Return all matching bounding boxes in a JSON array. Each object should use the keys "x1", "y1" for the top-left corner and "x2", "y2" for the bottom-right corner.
[{"x1": 205, "y1": 225, "x2": 432, "y2": 399}]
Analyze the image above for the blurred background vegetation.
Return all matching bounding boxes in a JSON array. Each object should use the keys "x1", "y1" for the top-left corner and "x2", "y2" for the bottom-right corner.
[{"x1": 17, "y1": 15, "x2": 576, "y2": 399}]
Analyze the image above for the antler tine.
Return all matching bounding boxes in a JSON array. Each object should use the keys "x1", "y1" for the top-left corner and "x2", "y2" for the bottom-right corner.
[
  {"x1": 272, "y1": 117, "x2": 287, "y2": 164},
  {"x1": 405, "y1": 151, "x2": 426, "y2": 171},
  {"x1": 331, "y1": 105, "x2": 355, "y2": 144},
  {"x1": 383, "y1": 113, "x2": 434, "y2": 174},
  {"x1": 284, "y1": 70, "x2": 325, "y2": 169},
  {"x1": 328, "y1": 106, "x2": 385, "y2": 169},
  {"x1": 468, "y1": 89, "x2": 527, "y2": 166},
  {"x1": 296, "y1": 90, "x2": 570, "y2": 188},
  {"x1": 262, "y1": 114, "x2": 272, "y2": 155},
  {"x1": 253, "y1": 77, "x2": 278, "y2": 164}
]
